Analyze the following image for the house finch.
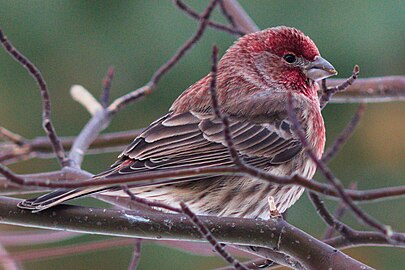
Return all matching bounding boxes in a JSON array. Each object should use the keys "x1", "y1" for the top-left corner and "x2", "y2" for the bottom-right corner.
[{"x1": 19, "y1": 26, "x2": 336, "y2": 219}]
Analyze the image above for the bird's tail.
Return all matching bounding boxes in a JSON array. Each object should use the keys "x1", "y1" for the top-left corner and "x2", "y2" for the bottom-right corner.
[{"x1": 17, "y1": 186, "x2": 107, "y2": 213}]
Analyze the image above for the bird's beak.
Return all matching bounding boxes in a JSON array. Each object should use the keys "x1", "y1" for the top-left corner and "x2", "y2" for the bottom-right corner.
[{"x1": 305, "y1": 56, "x2": 337, "y2": 81}]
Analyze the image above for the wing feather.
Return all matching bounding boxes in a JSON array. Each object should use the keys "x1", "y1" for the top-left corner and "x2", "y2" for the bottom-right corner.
[{"x1": 106, "y1": 111, "x2": 302, "y2": 179}]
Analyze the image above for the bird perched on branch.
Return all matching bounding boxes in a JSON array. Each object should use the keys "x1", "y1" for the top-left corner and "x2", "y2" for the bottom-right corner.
[{"x1": 19, "y1": 26, "x2": 336, "y2": 219}]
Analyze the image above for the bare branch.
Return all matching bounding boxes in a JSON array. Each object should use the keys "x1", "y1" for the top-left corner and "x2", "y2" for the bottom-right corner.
[
  {"x1": 0, "y1": 197, "x2": 375, "y2": 270},
  {"x1": 308, "y1": 192, "x2": 356, "y2": 239},
  {"x1": 320, "y1": 65, "x2": 360, "y2": 108},
  {"x1": 327, "y1": 75, "x2": 405, "y2": 103},
  {"x1": 207, "y1": 45, "x2": 243, "y2": 167},
  {"x1": 100, "y1": 66, "x2": 115, "y2": 108},
  {"x1": 323, "y1": 183, "x2": 357, "y2": 239},
  {"x1": 322, "y1": 104, "x2": 366, "y2": 163},
  {"x1": 121, "y1": 185, "x2": 181, "y2": 213},
  {"x1": 0, "y1": 28, "x2": 70, "y2": 167},
  {"x1": 127, "y1": 239, "x2": 142, "y2": 270},
  {"x1": 0, "y1": 129, "x2": 142, "y2": 159},
  {"x1": 70, "y1": 85, "x2": 103, "y2": 116},
  {"x1": 174, "y1": 0, "x2": 244, "y2": 36},
  {"x1": 108, "y1": 0, "x2": 220, "y2": 115},
  {"x1": 0, "y1": 127, "x2": 25, "y2": 146},
  {"x1": 325, "y1": 231, "x2": 405, "y2": 249},
  {"x1": 219, "y1": 0, "x2": 240, "y2": 30},
  {"x1": 68, "y1": 110, "x2": 111, "y2": 168},
  {"x1": 220, "y1": 0, "x2": 260, "y2": 34}
]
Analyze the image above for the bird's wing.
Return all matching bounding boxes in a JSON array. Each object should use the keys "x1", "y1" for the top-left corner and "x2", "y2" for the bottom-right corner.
[
  {"x1": 101, "y1": 111, "x2": 302, "y2": 179},
  {"x1": 18, "y1": 111, "x2": 302, "y2": 212}
]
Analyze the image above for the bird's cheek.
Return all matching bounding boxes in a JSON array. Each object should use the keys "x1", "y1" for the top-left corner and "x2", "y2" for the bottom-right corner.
[{"x1": 281, "y1": 69, "x2": 308, "y2": 91}]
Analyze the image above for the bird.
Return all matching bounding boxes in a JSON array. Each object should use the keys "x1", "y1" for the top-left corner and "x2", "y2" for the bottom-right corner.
[{"x1": 18, "y1": 26, "x2": 337, "y2": 219}]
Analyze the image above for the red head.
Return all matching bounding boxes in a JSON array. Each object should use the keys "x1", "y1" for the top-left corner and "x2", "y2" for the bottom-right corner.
[{"x1": 219, "y1": 26, "x2": 337, "y2": 96}]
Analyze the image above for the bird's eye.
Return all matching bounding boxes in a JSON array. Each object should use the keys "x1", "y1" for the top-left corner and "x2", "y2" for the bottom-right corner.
[{"x1": 283, "y1": 54, "x2": 296, "y2": 63}]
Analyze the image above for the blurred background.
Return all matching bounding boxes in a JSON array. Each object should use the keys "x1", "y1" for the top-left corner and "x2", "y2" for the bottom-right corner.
[{"x1": 0, "y1": 0, "x2": 404, "y2": 269}]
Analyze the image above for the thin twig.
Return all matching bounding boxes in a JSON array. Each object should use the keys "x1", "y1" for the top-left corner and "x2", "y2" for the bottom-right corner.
[
  {"x1": 174, "y1": 0, "x2": 244, "y2": 36},
  {"x1": 0, "y1": 28, "x2": 70, "y2": 167},
  {"x1": 0, "y1": 128, "x2": 143, "y2": 156},
  {"x1": 325, "y1": 230, "x2": 405, "y2": 249},
  {"x1": 150, "y1": 0, "x2": 218, "y2": 84},
  {"x1": 320, "y1": 65, "x2": 360, "y2": 108},
  {"x1": 219, "y1": 0, "x2": 239, "y2": 29},
  {"x1": 0, "y1": 151, "x2": 35, "y2": 165},
  {"x1": 180, "y1": 202, "x2": 249, "y2": 270},
  {"x1": 322, "y1": 104, "x2": 366, "y2": 163},
  {"x1": 127, "y1": 239, "x2": 142, "y2": 270},
  {"x1": 326, "y1": 75, "x2": 405, "y2": 103},
  {"x1": 108, "y1": 0, "x2": 220, "y2": 115},
  {"x1": 0, "y1": 127, "x2": 25, "y2": 146},
  {"x1": 208, "y1": 45, "x2": 242, "y2": 166},
  {"x1": 323, "y1": 182, "x2": 357, "y2": 239},
  {"x1": 287, "y1": 93, "x2": 404, "y2": 243},
  {"x1": 101, "y1": 66, "x2": 115, "y2": 108},
  {"x1": 308, "y1": 191, "x2": 356, "y2": 239},
  {"x1": 121, "y1": 185, "x2": 181, "y2": 213}
]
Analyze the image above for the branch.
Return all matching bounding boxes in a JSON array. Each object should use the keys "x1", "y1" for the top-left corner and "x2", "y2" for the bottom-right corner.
[
  {"x1": 0, "y1": 127, "x2": 25, "y2": 146},
  {"x1": 70, "y1": 85, "x2": 103, "y2": 116},
  {"x1": 174, "y1": 0, "x2": 244, "y2": 36},
  {"x1": 220, "y1": 0, "x2": 260, "y2": 34},
  {"x1": 127, "y1": 239, "x2": 142, "y2": 270},
  {"x1": 0, "y1": 28, "x2": 70, "y2": 167},
  {"x1": 308, "y1": 192, "x2": 356, "y2": 239},
  {"x1": 0, "y1": 197, "x2": 374, "y2": 270},
  {"x1": 323, "y1": 183, "x2": 357, "y2": 239},
  {"x1": 326, "y1": 76, "x2": 405, "y2": 103},
  {"x1": 108, "y1": 0, "x2": 220, "y2": 115},
  {"x1": 322, "y1": 104, "x2": 366, "y2": 163},
  {"x1": 0, "y1": 129, "x2": 142, "y2": 162},
  {"x1": 100, "y1": 66, "x2": 115, "y2": 108},
  {"x1": 320, "y1": 65, "x2": 360, "y2": 108}
]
